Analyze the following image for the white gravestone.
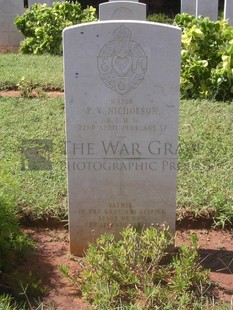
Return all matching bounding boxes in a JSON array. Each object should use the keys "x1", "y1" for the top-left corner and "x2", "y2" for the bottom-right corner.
[
  {"x1": 109, "y1": 0, "x2": 139, "y2": 1},
  {"x1": 181, "y1": 0, "x2": 196, "y2": 16},
  {"x1": 64, "y1": 18, "x2": 181, "y2": 255},
  {"x1": 0, "y1": 0, "x2": 25, "y2": 49},
  {"x1": 196, "y1": 0, "x2": 218, "y2": 21},
  {"x1": 99, "y1": 1, "x2": 146, "y2": 21},
  {"x1": 224, "y1": 0, "x2": 233, "y2": 25},
  {"x1": 28, "y1": 0, "x2": 59, "y2": 6}
]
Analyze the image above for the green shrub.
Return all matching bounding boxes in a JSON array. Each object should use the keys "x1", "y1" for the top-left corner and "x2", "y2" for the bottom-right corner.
[
  {"x1": 62, "y1": 226, "x2": 211, "y2": 309},
  {"x1": 174, "y1": 14, "x2": 233, "y2": 100},
  {"x1": 147, "y1": 13, "x2": 173, "y2": 24},
  {"x1": 14, "y1": 1, "x2": 97, "y2": 55}
]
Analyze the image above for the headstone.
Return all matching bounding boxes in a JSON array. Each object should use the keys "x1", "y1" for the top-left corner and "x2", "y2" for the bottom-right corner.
[
  {"x1": 99, "y1": 1, "x2": 146, "y2": 21},
  {"x1": 196, "y1": 0, "x2": 218, "y2": 21},
  {"x1": 64, "y1": 0, "x2": 181, "y2": 256},
  {"x1": 0, "y1": 0, "x2": 25, "y2": 49},
  {"x1": 180, "y1": 0, "x2": 196, "y2": 16},
  {"x1": 224, "y1": 0, "x2": 233, "y2": 25},
  {"x1": 109, "y1": 0, "x2": 139, "y2": 1},
  {"x1": 28, "y1": 0, "x2": 56, "y2": 5}
]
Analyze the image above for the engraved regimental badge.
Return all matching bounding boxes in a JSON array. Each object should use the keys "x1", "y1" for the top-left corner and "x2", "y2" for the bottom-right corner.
[{"x1": 97, "y1": 26, "x2": 148, "y2": 95}]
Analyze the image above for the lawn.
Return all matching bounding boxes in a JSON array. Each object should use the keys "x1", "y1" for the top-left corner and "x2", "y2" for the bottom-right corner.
[
  {"x1": 0, "y1": 53, "x2": 232, "y2": 226},
  {"x1": 0, "y1": 51, "x2": 232, "y2": 310},
  {"x1": 0, "y1": 96, "x2": 67, "y2": 220},
  {"x1": 0, "y1": 53, "x2": 63, "y2": 90},
  {"x1": 0, "y1": 97, "x2": 232, "y2": 226},
  {"x1": 178, "y1": 100, "x2": 233, "y2": 227}
]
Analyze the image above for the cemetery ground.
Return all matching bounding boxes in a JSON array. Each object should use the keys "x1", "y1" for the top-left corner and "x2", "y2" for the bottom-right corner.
[{"x1": 0, "y1": 53, "x2": 232, "y2": 308}]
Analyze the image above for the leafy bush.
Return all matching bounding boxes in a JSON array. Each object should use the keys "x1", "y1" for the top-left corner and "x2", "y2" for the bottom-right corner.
[
  {"x1": 174, "y1": 14, "x2": 233, "y2": 100},
  {"x1": 61, "y1": 226, "x2": 211, "y2": 309},
  {"x1": 14, "y1": 2, "x2": 97, "y2": 55},
  {"x1": 147, "y1": 13, "x2": 173, "y2": 24}
]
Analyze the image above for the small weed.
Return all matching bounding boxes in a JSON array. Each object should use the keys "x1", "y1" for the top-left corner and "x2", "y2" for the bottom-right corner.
[
  {"x1": 59, "y1": 264, "x2": 80, "y2": 289},
  {"x1": 0, "y1": 293, "x2": 54, "y2": 310},
  {"x1": 1, "y1": 272, "x2": 51, "y2": 310},
  {"x1": 16, "y1": 272, "x2": 49, "y2": 299},
  {"x1": 0, "y1": 294, "x2": 18, "y2": 310},
  {"x1": 17, "y1": 77, "x2": 46, "y2": 98},
  {"x1": 61, "y1": 226, "x2": 214, "y2": 309}
]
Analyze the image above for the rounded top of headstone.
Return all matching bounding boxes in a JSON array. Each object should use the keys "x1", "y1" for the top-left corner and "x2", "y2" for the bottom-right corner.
[{"x1": 109, "y1": 0, "x2": 139, "y2": 2}]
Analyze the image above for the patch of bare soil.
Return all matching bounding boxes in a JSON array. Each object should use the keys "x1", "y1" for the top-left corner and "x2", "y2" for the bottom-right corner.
[
  {"x1": 12, "y1": 228, "x2": 233, "y2": 309},
  {"x1": 18, "y1": 229, "x2": 90, "y2": 309},
  {"x1": 0, "y1": 90, "x2": 64, "y2": 97},
  {"x1": 0, "y1": 47, "x2": 19, "y2": 53},
  {"x1": 176, "y1": 229, "x2": 233, "y2": 303}
]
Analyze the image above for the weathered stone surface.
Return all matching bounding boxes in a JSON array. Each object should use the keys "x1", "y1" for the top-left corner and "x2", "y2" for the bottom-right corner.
[
  {"x1": 99, "y1": 2, "x2": 146, "y2": 21},
  {"x1": 109, "y1": 0, "x2": 139, "y2": 2},
  {"x1": 0, "y1": 0, "x2": 24, "y2": 48},
  {"x1": 196, "y1": 0, "x2": 218, "y2": 20},
  {"x1": 28, "y1": 0, "x2": 56, "y2": 5},
  {"x1": 64, "y1": 21, "x2": 181, "y2": 255},
  {"x1": 181, "y1": 0, "x2": 197, "y2": 16},
  {"x1": 224, "y1": 0, "x2": 233, "y2": 25}
]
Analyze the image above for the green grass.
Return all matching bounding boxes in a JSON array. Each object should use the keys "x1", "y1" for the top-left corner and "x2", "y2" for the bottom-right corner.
[
  {"x1": 0, "y1": 95, "x2": 232, "y2": 226},
  {"x1": 178, "y1": 100, "x2": 233, "y2": 227},
  {"x1": 0, "y1": 96, "x2": 67, "y2": 220},
  {"x1": 0, "y1": 53, "x2": 63, "y2": 90},
  {"x1": 0, "y1": 53, "x2": 232, "y2": 310}
]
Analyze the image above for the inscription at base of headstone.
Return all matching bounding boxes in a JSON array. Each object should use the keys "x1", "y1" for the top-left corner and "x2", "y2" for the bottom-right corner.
[{"x1": 64, "y1": 0, "x2": 181, "y2": 256}]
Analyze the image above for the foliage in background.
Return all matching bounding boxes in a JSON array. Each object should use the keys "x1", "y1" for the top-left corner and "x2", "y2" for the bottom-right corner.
[
  {"x1": 14, "y1": 2, "x2": 97, "y2": 55},
  {"x1": 174, "y1": 14, "x2": 233, "y2": 100},
  {"x1": 61, "y1": 226, "x2": 211, "y2": 309},
  {"x1": 147, "y1": 13, "x2": 173, "y2": 24}
]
